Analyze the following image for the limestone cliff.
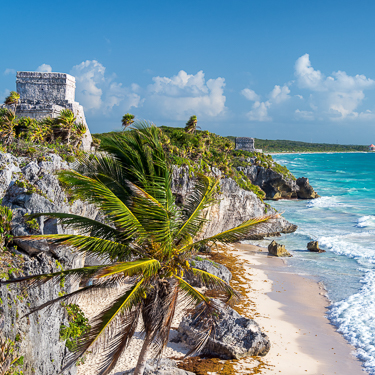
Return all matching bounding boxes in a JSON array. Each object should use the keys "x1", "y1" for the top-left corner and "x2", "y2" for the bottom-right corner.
[
  {"x1": 171, "y1": 166, "x2": 297, "y2": 239},
  {"x1": 0, "y1": 153, "x2": 98, "y2": 375},
  {"x1": 237, "y1": 164, "x2": 319, "y2": 200}
]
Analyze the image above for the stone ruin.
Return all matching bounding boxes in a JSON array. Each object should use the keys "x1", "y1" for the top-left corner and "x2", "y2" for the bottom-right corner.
[
  {"x1": 5, "y1": 71, "x2": 92, "y2": 150},
  {"x1": 235, "y1": 137, "x2": 262, "y2": 153}
]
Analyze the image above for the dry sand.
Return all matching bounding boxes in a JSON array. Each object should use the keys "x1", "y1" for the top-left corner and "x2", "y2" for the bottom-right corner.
[
  {"x1": 234, "y1": 243, "x2": 365, "y2": 375},
  {"x1": 76, "y1": 243, "x2": 366, "y2": 374}
]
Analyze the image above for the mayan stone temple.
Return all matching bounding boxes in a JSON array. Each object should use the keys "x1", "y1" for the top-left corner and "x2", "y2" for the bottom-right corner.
[
  {"x1": 235, "y1": 137, "x2": 262, "y2": 153},
  {"x1": 14, "y1": 71, "x2": 92, "y2": 150}
]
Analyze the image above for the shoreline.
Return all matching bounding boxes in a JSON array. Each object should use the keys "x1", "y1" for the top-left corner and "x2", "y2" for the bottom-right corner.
[
  {"x1": 233, "y1": 243, "x2": 365, "y2": 375},
  {"x1": 269, "y1": 151, "x2": 370, "y2": 155}
]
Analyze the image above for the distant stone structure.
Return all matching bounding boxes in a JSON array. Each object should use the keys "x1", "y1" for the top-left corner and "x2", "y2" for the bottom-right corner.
[
  {"x1": 8, "y1": 72, "x2": 92, "y2": 150},
  {"x1": 235, "y1": 137, "x2": 262, "y2": 153}
]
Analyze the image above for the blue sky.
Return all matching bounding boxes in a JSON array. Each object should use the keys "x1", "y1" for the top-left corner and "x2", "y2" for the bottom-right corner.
[{"x1": 1, "y1": 0, "x2": 375, "y2": 144}]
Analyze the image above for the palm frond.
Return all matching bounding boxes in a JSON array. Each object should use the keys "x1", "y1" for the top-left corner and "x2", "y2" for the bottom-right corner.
[
  {"x1": 174, "y1": 275, "x2": 210, "y2": 305},
  {"x1": 60, "y1": 279, "x2": 145, "y2": 373},
  {"x1": 26, "y1": 212, "x2": 125, "y2": 241},
  {"x1": 176, "y1": 174, "x2": 220, "y2": 242},
  {"x1": 14, "y1": 234, "x2": 138, "y2": 261},
  {"x1": 189, "y1": 268, "x2": 240, "y2": 302},
  {"x1": 96, "y1": 259, "x2": 160, "y2": 279},
  {"x1": 1, "y1": 265, "x2": 105, "y2": 288},
  {"x1": 58, "y1": 170, "x2": 147, "y2": 241},
  {"x1": 179, "y1": 214, "x2": 278, "y2": 253}
]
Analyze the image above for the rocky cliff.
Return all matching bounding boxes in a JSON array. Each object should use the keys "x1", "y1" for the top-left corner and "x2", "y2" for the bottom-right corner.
[
  {"x1": 1, "y1": 155, "x2": 297, "y2": 375},
  {"x1": 237, "y1": 164, "x2": 319, "y2": 200},
  {"x1": 0, "y1": 153, "x2": 98, "y2": 375},
  {"x1": 171, "y1": 166, "x2": 297, "y2": 239}
]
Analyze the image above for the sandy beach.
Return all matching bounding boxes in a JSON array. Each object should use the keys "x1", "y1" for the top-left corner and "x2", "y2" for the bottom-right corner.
[
  {"x1": 233, "y1": 243, "x2": 365, "y2": 375},
  {"x1": 76, "y1": 243, "x2": 365, "y2": 375}
]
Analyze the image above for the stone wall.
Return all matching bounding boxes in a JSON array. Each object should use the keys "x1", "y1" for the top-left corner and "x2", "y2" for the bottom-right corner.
[
  {"x1": 235, "y1": 137, "x2": 255, "y2": 152},
  {"x1": 5, "y1": 72, "x2": 93, "y2": 151}
]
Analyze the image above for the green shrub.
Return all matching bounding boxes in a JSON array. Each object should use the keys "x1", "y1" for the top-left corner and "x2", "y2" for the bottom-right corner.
[{"x1": 60, "y1": 304, "x2": 91, "y2": 352}]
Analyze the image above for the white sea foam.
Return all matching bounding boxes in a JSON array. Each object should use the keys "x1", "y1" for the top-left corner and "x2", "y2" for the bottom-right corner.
[
  {"x1": 306, "y1": 196, "x2": 345, "y2": 208},
  {"x1": 356, "y1": 216, "x2": 375, "y2": 228},
  {"x1": 330, "y1": 270, "x2": 375, "y2": 374},
  {"x1": 318, "y1": 233, "x2": 375, "y2": 264}
]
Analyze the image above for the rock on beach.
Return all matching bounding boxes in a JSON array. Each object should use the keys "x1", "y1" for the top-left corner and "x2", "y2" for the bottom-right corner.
[{"x1": 268, "y1": 240, "x2": 292, "y2": 257}]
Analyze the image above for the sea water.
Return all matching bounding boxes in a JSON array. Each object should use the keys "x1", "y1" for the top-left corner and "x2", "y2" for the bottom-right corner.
[{"x1": 253, "y1": 153, "x2": 375, "y2": 373}]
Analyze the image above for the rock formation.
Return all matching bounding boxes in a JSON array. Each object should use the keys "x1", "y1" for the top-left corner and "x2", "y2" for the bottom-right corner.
[
  {"x1": 307, "y1": 241, "x2": 326, "y2": 253},
  {"x1": 238, "y1": 165, "x2": 319, "y2": 200},
  {"x1": 185, "y1": 256, "x2": 232, "y2": 287},
  {"x1": 297, "y1": 177, "x2": 319, "y2": 199},
  {"x1": 177, "y1": 299, "x2": 271, "y2": 359},
  {"x1": 0, "y1": 152, "x2": 99, "y2": 375},
  {"x1": 2, "y1": 72, "x2": 93, "y2": 151},
  {"x1": 172, "y1": 166, "x2": 297, "y2": 240},
  {"x1": 268, "y1": 240, "x2": 292, "y2": 257}
]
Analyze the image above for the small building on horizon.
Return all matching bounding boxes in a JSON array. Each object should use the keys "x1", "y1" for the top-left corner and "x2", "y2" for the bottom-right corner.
[
  {"x1": 369, "y1": 144, "x2": 375, "y2": 152},
  {"x1": 235, "y1": 137, "x2": 262, "y2": 153}
]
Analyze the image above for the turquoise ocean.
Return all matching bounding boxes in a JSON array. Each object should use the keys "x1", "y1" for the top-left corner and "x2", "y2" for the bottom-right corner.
[{"x1": 253, "y1": 153, "x2": 375, "y2": 373}]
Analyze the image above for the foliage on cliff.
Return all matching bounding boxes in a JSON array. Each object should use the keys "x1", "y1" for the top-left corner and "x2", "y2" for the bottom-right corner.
[
  {"x1": 225, "y1": 136, "x2": 368, "y2": 153},
  {"x1": 2, "y1": 123, "x2": 276, "y2": 375},
  {"x1": 95, "y1": 125, "x2": 297, "y2": 200}
]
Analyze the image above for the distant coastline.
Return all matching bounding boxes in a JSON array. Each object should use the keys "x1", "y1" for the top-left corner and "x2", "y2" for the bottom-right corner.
[{"x1": 269, "y1": 151, "x2": 372, "y2": 155}]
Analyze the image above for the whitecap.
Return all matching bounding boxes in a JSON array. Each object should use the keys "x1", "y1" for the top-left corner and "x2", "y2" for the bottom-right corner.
[
  {"x1": 306, "y1": 196, "x2": 345, "y2": 208},
  {"x1": 356, "y1": 216, "x2": 375, "y2": 228},
  {"x1": 329, "y1": 269, "x2": 375, "y2": 374}
]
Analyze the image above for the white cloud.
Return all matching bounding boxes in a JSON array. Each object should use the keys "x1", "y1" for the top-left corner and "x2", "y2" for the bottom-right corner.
[
  {"x1": 295, "y1": 54, "x2": 375, "y2": 119},
  {"x1": 71, "y1": 60, "x2": 141, "y2": 113},
  {"x1": 36, "y1": 64, "x2": 52, "y2": 73},
  {"x1": 270, "y1": 85, "x2": 290, "y2": 103},
  {"x1": 243, "y1": 84, "x2": 290, "y2": 121},
  {"x1": 295, "y1": 109, "x2": 315, "y2": 121},
  {"x1": 146, "y1": 70, "x2": 226, "y2": 119},
  {"x1": 241, "y1": 88, "x2": 260, "y2": 101},
  {"x1": 246, "y1": 101, "x2": 271, "y2": 121},
  {"x1": 4, "y1": 68, "x2": 15, "y2": 76}
]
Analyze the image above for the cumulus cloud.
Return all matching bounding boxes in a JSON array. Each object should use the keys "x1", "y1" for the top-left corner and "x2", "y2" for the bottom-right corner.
[
  {"x1": 247, "y1": 101, "x2": 271, "y2": 121},
  {"x1": 36, "y1": 64, "x2": 52, "y2": 73},
  {"x1": 4, "y1": 68, "x2": 15, "y2": 76},
  {"x1": 295, "y1": 54, "x2": 375, "y2": 119},
  {"x1": 71, "y1": 60, "x2": 141, "y2": 113},
  {"x1": 243, "y1": 84, "x2": 290, "y2": 121},
  {"x1": 270, "y1": 85, "x2": 291, "y2": 103},
  {"x1": 146, "y1": 70, "x2": 226, "y2": 119},
  {"x1": 241, "y1": 88, "x2": 260, "y2": 101}
]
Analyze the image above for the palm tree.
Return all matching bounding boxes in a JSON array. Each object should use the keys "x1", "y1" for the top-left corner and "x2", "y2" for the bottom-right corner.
[
  {"x1": 4, "y1": 91, "x2": 20, "y2": 115},
  {"x1": 185, "y1": 115, "x2": 198, "y2": 134},
  {"x1": 56, "y1": 109, "x2": 76, "y2": 145},
  {"x1": 0, "y1": 109, "x2": 17, "y2": 145},
  {"x1": 121, "y1": 113, "x2": 135, "y2": 130},
  {"x1": 2, "y1": 123, "x2": 275, "y2": 375}
]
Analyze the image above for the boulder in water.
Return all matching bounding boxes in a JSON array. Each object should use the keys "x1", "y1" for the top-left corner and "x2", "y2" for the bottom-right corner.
[
  {"x1": 268, "y1": 240, "x2": 292, "y2": 257},
  {"x1": 307, "y1": 241, "x2": 326, "y2": 253}
]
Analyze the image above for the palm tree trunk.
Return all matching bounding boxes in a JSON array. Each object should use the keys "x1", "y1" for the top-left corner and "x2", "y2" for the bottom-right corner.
[{"x1": 133, "y1": 332, "x2": 152, "y2": 375}]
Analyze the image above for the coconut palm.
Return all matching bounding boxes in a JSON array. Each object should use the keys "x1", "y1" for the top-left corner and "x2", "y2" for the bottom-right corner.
[
  {"x1": 2, "y1": 123, "x2": 275, "y2": 375},
  {"x1": 121, "y1": 113, "x2": 135, "y2": 130},
  {"x1": 4, "y1": 91, "x2": 20, "y2": 115},
  {"x1": 0, "y1": 109, "x2": 17, "y2": 145},
  {"x1": 56, "y1": 109, "x2": 76, "y2": 145},
  {"x1": 185, "y1": 115, "x2": 198, "y2": 134}
]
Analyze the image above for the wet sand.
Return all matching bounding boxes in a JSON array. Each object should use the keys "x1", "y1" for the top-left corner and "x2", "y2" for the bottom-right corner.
[{"x1": 235, "y1": 243, "x2": 365, "y2": 375}]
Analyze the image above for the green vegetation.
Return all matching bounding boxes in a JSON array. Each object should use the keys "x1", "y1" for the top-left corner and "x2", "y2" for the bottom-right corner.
[
  {"x1": 3, "y1": 123, "x2": 275, "y2": 375},
  {"x1": 0, "y1": 95, "x2": 91, "y2": 160},
  {"x1": 0, "y1": 205, "x2": 13, "y2": 249},
  {"x1": 121, "y1": 113, "x2": 135, "y2": 130},
  {"x1": 59, "y1": 304, "x2": 91, "y2": 352},
  {"x1": 226, "y1": 136, "x2": 368, "y2": 153}
]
